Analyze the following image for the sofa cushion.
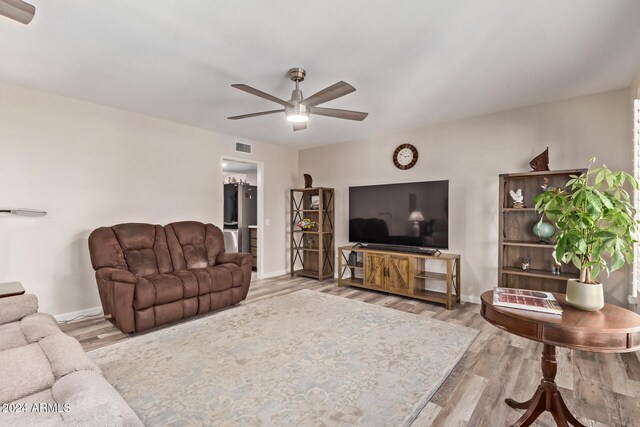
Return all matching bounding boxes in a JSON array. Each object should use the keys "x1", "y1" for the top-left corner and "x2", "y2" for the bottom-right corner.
[
  {"x1": 4, "y1": 389, "x2": 63, "y2": 426},
  {"x1": 0, "y1": 293, "x2": 38, "y2": 325},
  {"x1": 21, "y1": 313, "x2": 61, "y2": 344},
  {"x1": 133, "y1": 274, "x2": 186, "y2": 310},
  {"x1": 190, "y1": 266, "x2": 234, "y2": 294},
  {"x1": 38, "y1": 334, "x2": 101, "y2": 380},
  {"x1": 217, "y1": 262, "x2": 244, "y2": 288},
  {"x1": 0, "y1": 313, "x2": 61, "y2": 352},
  {"x1": 165, "y1": 222, "x2": 225, "y2": 269},
  {"x1": 0, "y1": 322, "x2": 28, "y2": 351},
  {"x1": 0, "y1": 343, "x2": 55, "y2": 403},
  {"x1": 53, "y1": 370, "x2": 143, "y2": 426},
  {"x1": 111, "y1": 223, "x2": 173, "y2": 276}
]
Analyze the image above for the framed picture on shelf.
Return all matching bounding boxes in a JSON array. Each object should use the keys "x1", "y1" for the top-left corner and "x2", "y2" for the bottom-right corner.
[{"x1": 309, "y1": 195, "x2": 320, "y2": 210}]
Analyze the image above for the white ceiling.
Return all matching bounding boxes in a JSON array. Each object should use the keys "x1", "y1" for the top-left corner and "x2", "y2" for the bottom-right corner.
[{"x1": 2, "y1": 1, "x2": 640, "y2": 149}]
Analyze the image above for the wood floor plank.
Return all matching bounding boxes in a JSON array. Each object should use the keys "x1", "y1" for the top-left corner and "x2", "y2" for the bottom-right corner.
[
  {"x1": 60, "y1": 275, "x2": 640, "y2": 426},
  {"x1": 620, "y1": 351, "x2": 640, "y2": 382}
]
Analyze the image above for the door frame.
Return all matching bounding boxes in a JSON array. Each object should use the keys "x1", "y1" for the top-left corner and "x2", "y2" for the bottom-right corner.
[{"x1": 221, "y1": 156, "x2": 265, "y2": 279}]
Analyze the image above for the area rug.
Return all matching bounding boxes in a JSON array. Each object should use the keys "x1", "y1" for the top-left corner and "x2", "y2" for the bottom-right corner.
[{"x1": 88, "y1": 289, "x2": 478, "y2": 426}]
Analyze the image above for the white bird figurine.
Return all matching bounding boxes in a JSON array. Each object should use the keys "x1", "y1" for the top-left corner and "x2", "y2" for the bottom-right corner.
[{"x1": 509, "y1": 189, "x2": 523, "y2": 203}]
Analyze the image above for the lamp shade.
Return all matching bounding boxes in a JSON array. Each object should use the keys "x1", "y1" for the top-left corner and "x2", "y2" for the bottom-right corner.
[{"x1": 408, "y1": 210, "x2": 424, "y2": 222}]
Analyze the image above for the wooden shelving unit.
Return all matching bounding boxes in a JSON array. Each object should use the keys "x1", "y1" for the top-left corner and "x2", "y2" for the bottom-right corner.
[
  {"x1": 498, "y1": 169, "x2": 584, "y2": 292},
  {"x1": 290, "y1": 187, "x2": 334, "y2": 281},
  {"x1": 338, "y1": 245, "x2": 461, "y2": 310}
]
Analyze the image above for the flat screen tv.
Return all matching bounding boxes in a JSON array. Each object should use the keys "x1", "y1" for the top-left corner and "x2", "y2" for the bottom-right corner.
[{"x1": 349, "y1": 180, "x2": 449, "y2": 251}]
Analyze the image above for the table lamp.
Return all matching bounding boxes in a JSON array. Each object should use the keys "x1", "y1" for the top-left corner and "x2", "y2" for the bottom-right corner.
[{"x1": 408, "y1": 210, "x2": 424, "y2": 237}]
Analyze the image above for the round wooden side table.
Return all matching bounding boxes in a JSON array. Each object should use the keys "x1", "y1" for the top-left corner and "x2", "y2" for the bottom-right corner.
[{"x1": 480, "y1": 290, "x2": 640, "y2": 427}]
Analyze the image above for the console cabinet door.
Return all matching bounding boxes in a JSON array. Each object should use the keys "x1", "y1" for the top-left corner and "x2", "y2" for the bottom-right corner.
[
  {"x1": 364, "y1": 253, "x2": 387, "y2": 291},
  {"x1": 387, "y1": 254, "x2": 411, "y2": 294}
]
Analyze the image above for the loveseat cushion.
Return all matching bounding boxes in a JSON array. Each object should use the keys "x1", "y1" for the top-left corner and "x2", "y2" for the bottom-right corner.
[
  {"x1": 89, "y1": 224, "x2": 173, "y2": 276},
  {"x1": 53, "y1": 370, "x2": 143, "y2": 426},
  {"x1": 0, "y1": 322, "x2": 28, "y2": 352},
  {"x1": 216, "y1": 262, "x2": 244, "y2": 288},
  {"x1": 21, "y1": 313, "x2": 61, "y2": 344},
  {"x1": 165, "y1": 221, "x2": 225, "y2": 269},
  {"x1": 3, "y1": 389, "x2": 62, "y2": 426},
  {"x1": 0, "y1": 293, "x2": 38, "y2": 325},
  {"x1": 0, "y1": 313, "x2": 59, "y2": 352},
  {"x1": 4, "y1": 372, "x2": 144, "y2": 427},
  {"x1": 113, "y1": 223, "x2": 173, "y2": 276},
  {"x1": 0, "y1": 343, "x2": 55, "y2": 403},
  {"x1": 134, "y1": 273, "x2": 185, "y2": 309},
  {"x1": 190, "y1": 266, "x2": 234, "y2": 294},
  {"x1": 38, "y1": 334, "x2": 101, "y2": 380},
  {"x1": 0, "y1": 333, "x2": 100, "y2": 403}
]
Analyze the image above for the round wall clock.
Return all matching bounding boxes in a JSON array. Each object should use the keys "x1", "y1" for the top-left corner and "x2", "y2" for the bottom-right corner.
[{"x1": 393, "y1": 144, "x2": 418, "y2": 170}]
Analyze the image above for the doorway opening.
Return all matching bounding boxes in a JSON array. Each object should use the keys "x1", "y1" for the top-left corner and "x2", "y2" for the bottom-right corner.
[{"x1": 221, "y1": 158, "x2": 263, "y2": 278}]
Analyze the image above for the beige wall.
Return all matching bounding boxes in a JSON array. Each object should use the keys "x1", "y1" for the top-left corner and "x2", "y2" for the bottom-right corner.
[
  {"x1": 631, "y1": 68, "x2": 640, "y2": 303},
  {"x1": 299, "y1": 89, "x2": 632, "y2": 305},
  {"x1": 631, "y1": 68, "x2": 640, "y2": 102},
  {"x1": 0, "y1": 82, "x2": 298, "y2": 317}
]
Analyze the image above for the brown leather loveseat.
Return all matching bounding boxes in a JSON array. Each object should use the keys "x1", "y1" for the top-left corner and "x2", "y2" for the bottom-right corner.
[{"x1": 88, "y1": 221, "x2": 252, "y2": 333}]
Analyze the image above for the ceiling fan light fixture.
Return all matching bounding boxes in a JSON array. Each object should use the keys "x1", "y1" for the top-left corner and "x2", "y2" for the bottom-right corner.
[
  {"x1": 229, "y1": 68, "x2": 367, "y2": 131},
  {"x1": 286, "y1": 113, "x2": 309, "y2": 123},
  {"x1": 285, "y1": 104, "x2": 309, "y2": 123}
]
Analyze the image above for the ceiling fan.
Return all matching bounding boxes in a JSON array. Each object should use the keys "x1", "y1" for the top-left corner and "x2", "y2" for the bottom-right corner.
[
  {"x1": 0, "y1": 0, "x2": 35, "y2": 25},
  {"x1": 228, "y1": 68, "x2": 368, "y2": 131}
]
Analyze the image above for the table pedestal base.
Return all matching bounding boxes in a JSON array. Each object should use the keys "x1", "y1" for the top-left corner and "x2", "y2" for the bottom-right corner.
[{"x1": 506, "y1": 344, "x2": 585, "y2": 427}]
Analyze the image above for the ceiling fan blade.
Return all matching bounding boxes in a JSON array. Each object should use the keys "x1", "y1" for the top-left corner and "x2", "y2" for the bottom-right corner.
[
  {"x1": 0, "y1": 0, "x2": 35, "y2": 24},
  {"x1": 227, "y1": 109, "x2": 284, "y2": 120},
  {"x1": 293, "y1": 122, "x2": 307, "y2": 132},
  {"x1": 301, "y1": 81, "x2": 356, "y2": 107},
  {"x1": 231, "y1": 84, "x2": 293, "y2": 108},
  {"x1": 310, "y1": 107, "x2": 368, "y2": 121}
]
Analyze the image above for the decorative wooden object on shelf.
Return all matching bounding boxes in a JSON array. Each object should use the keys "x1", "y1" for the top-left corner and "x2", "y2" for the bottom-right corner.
[
  {"x1": 338, "y1": 246, "x2": 460, "y2": 310},
  {"x1": 290, "y1": 187, "x2": 334, "y2": 281},
  {"x1": 481, "y1": 290, "x2": 640, "y2": 427},
  {"x1": 529, "y1": 147, "x2": 550, "y2": 171},
  {"x1": 498, "y1": 169, "x2": 584, "y2": 293}
]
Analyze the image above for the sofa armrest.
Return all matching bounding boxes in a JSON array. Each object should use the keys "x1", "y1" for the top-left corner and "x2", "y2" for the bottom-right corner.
[
  {"x1": 215, "y1": 251, "x2": 252, "y2": 267},
  {"x1": 95, "y1": 267, "x2": 137, "y2": 284},
  {"x1": 0, "y1": 293, "x2": 38, "y2": 325}
]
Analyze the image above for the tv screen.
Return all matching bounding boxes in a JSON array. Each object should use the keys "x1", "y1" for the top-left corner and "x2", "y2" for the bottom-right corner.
[{"x1": 349, "y1": 180, "x2": 449, "y2": 250}]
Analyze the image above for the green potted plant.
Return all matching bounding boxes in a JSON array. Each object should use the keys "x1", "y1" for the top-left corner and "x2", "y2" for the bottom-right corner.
[{"x1": 534, "y1": 158, "x2": 638, "y2": 311}]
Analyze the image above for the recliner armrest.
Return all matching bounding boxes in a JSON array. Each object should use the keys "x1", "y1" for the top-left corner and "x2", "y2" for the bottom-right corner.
[
  {"x1": 0, "y1": 294, "x2": 38, "y2": 325},
  {"x1": 215, "y1": 252, "x2": 252, "y2": 267},
  {"x1": 96, "y1": 267, "x2": 137, "y2": 284}
]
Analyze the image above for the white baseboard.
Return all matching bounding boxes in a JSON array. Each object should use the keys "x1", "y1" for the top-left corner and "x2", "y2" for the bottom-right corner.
[
  {"x1": 460, "y1": 294, "x2": 481, "y2": 304},
  {"x1": 54, "y1": 306, "x2": 103, "y2": 323},
  {"x1": 260, "y1": 270, "x2": 288, "y2": 279}
]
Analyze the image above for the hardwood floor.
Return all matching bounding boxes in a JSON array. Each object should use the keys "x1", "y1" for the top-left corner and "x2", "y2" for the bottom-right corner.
[{"x1": 60, "y1": 275, "x2": 640, "y2": 427}]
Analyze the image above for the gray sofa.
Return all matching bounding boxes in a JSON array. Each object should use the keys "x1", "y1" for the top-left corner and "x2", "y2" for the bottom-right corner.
[{"x1": 0, "y1": 294, "x2": 142, "y2": 426}]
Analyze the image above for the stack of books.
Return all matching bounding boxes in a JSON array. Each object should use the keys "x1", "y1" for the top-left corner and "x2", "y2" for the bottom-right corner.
[{"x1": 493, "y1": 287, "x2": 563, "y2": 315}]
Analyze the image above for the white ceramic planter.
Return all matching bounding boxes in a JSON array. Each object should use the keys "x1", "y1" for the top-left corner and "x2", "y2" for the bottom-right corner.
[{"x1": 565, "y1": 279, "x2": 604, "y2": 311}]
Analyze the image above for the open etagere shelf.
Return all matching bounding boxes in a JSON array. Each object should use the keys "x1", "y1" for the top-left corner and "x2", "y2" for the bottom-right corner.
[
  {"x1": 290, "y1": 187, "x2": 334, "y2": 281},
  {"x1": 498, "y1": 169, "x2": 585, "y2": 293}
]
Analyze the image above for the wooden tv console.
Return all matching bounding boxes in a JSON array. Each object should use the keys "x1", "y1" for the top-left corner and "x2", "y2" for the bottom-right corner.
[{"x1": 337, "y1": 245, "x2": 461, "y2": 309}]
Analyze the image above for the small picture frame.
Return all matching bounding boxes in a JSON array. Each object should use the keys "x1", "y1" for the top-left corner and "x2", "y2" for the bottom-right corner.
[{"x1": 309, "y1": 195, "x2": 320, "y2": 210}]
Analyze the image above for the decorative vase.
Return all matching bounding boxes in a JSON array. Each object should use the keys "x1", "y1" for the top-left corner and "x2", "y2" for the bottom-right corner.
[
  {"x1": 532, "y1": 221, "x2": 555, "y2": 242},
  {"x1": 565, "y1": 279, "x2": 604, "y2": 311}
]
